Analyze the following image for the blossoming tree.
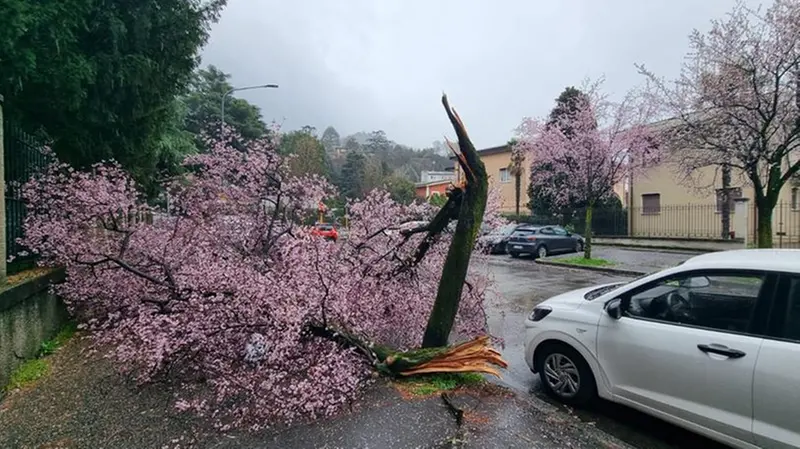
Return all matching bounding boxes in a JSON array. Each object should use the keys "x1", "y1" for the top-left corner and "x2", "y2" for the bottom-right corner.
[
  {"x1": 19, "y1": 96, "x2": 502, "y2": 429},
  {"x1": 637, "y1": 0, "x2": 800, "y2": 248},
  {"x1": 516, "y1": 80, "x2": 661, "y2": 259}
]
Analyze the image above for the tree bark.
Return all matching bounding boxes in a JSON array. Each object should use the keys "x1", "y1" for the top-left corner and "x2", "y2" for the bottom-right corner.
[
  {"x1": 583, "y1": 203, "x2": 593, "y2": 259},
  {"x1": 421, "y1": 95, "x2": 488, "y2": 348},
  {"x1": 514, "y1": 172, "x2": 521, "y2": 217},
  {"x1": 756, "y1": 201, "x2": 773, "y2": 248},
  {"x1": 720, "y1": 163, "x2": 731, "y2": 239}
]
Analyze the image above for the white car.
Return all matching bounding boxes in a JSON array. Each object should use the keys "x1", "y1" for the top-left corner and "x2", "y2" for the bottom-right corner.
[{"x1": 524, "y1": 249, "x2": 800, "y2": 449}]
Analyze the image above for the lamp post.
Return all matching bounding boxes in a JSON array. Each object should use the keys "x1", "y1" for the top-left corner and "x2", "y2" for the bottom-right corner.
[{"x1": 220, "y1": 84, "x2": 279, "y2": 132}]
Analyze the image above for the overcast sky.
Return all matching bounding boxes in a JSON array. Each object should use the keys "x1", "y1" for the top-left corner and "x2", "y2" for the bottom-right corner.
[{"x1": 202, "y1": 0, "x2": 761, "y2": 150}]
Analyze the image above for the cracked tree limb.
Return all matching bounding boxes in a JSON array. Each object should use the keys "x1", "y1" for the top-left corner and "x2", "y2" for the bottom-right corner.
[{"x1": 421, "y1": 94, "x2": 488, "y2": 348}]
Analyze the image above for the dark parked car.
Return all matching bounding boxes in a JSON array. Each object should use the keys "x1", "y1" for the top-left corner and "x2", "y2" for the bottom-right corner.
[
  {"x1": 478, "y1": 223, "x2": 519, "y2": 254},
  {"x1": 506, "y1": 225, "x2": 584, "y2": 259}
]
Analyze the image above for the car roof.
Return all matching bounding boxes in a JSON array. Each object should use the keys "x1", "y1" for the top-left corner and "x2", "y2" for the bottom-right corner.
[{"x1": 680, "y1": 249, "x2": 800, "y2": 274}]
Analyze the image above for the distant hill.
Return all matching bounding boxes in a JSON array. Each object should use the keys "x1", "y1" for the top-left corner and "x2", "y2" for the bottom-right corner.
[{"x1": 338, "y1": 130, "x2": 452, "y2": 182}]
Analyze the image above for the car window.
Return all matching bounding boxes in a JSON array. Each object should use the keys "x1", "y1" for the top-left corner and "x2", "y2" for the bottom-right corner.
[
  {"x1": 539, "y1": 227, "x2": 554, "y2": 235},
  {"x1": 781, "y1": 276, "x2": 800, "y2": 342},
  {"x1": 512, "y1": 229, "x2": 536, "y2": 237},
  {"x1": 624, "y1": 272, "x2": 765, "y2": 334},
  {"x1": 496, "y1": 224, "x2": 517, "y2": 235},
  {"x1": 552, "y1": 227, "x2": 568, "y2": 236}
]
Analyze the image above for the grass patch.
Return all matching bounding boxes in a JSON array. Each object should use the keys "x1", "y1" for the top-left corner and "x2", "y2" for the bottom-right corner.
[
  {"x1": 396, "y1": 372, "x2": 485, "y2": 396},
  {"x1": 554, "y1": 257, "x2": 615, "y2": 267},
  {"x1": 5, "y1": 359, "x2": 49, "y2": 391},
  {"x1": 39, "y1": 322, "x2": 77, "y2": 356},
  {"x1": 4, "y1": 321, "x2": 77, "y2": 392}
]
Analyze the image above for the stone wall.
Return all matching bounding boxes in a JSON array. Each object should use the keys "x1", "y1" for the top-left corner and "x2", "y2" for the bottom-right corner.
[{"x1": 0, "y1": 269, "x2": 68, "y2": 387}]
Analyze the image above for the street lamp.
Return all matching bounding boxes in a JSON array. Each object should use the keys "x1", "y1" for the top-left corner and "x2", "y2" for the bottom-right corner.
[{"x1": 220, "y1": 84, "x2": 279, "y2": 131}]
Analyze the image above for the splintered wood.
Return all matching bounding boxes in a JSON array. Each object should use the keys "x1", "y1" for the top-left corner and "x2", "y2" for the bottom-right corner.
[{"x1": 398, "y1": 336, "x2": 508, "y2": 378}]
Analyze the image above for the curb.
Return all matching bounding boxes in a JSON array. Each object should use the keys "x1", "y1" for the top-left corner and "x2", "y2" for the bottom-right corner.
[
  {"x1": 593, "y1": 243, "x2": 721, "y2": 254},
  {"x1": 535, "y1": 258, "x2": 647, "y2": 277}
]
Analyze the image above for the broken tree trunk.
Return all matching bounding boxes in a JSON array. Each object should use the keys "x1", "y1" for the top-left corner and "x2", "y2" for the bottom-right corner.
[
  {"x1": 312, "y1": 95, "x2": 503, "y2": 379},
  {"x1": 421, "y1": 94, "x2": 489, "y2": 348},
  {"x1": 310, "y1": 326, "x2": 507, "y2": 378},
  {"x1": 391, "y1": 336, "x2": 507, "y2": 377}
]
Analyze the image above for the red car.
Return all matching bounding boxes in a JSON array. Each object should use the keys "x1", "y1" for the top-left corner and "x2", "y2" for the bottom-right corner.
[{"x1": 311, "y1": 223, "x2": 338, "y2": 242}]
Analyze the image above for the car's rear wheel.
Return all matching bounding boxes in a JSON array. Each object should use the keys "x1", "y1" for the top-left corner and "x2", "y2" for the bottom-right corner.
[
  {"x1": 509, "y1": 252, "x2": 520, "y2": 258},
  {"x1": 575, "y1": 240, "x2": 583, "y2": 253},
  {"x1": 536, "y1": 342, "x2": 596, "y2": 406},
  {"x1": 536, "y1": 245, "x2": 548, "y2": 259}
]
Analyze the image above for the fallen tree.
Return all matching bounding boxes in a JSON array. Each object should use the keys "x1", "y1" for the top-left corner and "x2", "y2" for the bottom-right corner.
[{"x1": 19, "y1": 95, "x2": 505, "y2": 429}]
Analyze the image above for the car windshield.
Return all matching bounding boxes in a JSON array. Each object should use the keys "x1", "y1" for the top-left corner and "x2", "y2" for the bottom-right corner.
[
  {"x1": 583, "y1": 283, "x2": 628, "y2": 300},
  {"x1": 316, "y1": 224, "x2": 333, "y2": 230},
  {"x1": 582, "y1": 271, "x2": 661, "y2": 300}
]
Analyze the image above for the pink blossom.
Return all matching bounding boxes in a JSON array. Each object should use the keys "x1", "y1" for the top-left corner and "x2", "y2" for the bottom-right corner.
[
  {"x1": 516, "y1": 80, "x2": 662, "y2": 209},
  {"x1": 20, "y1": 127, "x2": 499, "y2": 429}
]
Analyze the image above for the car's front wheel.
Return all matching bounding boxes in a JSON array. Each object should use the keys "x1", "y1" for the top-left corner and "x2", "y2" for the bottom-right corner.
[
  {"x1": 536, "y1": 342, "x2": 596, "y2": 406},
  {"x1": 575, "y1": 240, "x2": 583, "y2": 253}
]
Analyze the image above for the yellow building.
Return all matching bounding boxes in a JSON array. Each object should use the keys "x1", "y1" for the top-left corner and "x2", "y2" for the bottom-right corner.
[
  {"x1": 629, "y1": 147, "x2": 799, "y2": 244},
  {"x1": 452, "y1": 145, "x2": 529, "y2": 215},
  {"x1": 447, "y1": 134, "x2": 799, "y2": 246},
  {"x1": 452, "y1": 144, "x2": 628, "y2": 216}
]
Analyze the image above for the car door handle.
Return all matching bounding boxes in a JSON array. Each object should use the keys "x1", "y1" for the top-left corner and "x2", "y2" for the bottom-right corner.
[{"x1": 697, "y1": 344, "x2": 746, "y2": 359}]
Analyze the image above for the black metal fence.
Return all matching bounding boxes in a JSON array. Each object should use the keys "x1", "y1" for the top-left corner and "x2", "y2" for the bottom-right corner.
[
  {"x1": 755, "y1": 202, "x2": 800, "y2": 249},
  {"x1": 629, "y1": 204, "x2": 729, "y2": 239},
  {"x1": 5, "y1": 120, "x2": 50, "y2": 274},
  {"x1": 506, "y1": 201, "x2": 800, "y2": 246}
]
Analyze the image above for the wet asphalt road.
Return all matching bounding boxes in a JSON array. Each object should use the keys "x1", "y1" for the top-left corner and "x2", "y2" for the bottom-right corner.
[{"x1": 485, "y1": 255, "x2": 732, "y2": 449}]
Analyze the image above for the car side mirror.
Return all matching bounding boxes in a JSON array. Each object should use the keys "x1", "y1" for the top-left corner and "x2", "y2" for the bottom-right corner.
[
  {"x1": 606, "y1": 298, "x2": 623, "y2": 320},
  {"x1": 566, "y1": 231, "x2": 572, "y2": 236},
  {"x1": 680, "y1": 276, "x2": 710, "y2": 288}
]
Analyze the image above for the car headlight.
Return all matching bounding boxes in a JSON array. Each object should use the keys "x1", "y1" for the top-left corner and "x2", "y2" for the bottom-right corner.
[{"x1": 528, "y1": 306, "x2": 552, "y2": 322}]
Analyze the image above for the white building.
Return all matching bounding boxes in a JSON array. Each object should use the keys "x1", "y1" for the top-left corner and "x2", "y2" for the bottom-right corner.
[{"x1": 420, "y1": 170, "x2": 455, "y2": 183}]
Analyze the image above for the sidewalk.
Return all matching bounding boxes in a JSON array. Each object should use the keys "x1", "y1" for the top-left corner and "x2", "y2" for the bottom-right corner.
[
  {"x1": 0, "y1": 334, "x2": 635, "y2": 449},
  {"x1": 548, "y1": 247, "x2": 694, "y2": 276}
]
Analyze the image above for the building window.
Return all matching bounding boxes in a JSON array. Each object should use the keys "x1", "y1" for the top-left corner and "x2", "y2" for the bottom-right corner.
[
  {"x1": 793, "y1": 187, "x2": 798, "y2": 211},
  {"x1": 641, "y1": 193, "x2": 661, "y2": 215},
  {"x1": 499, "y1": 168, "x2": 511, "y2": 183},
  {"x1": 715, "y1": 187, "x2": 743, "y2": 213}
]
